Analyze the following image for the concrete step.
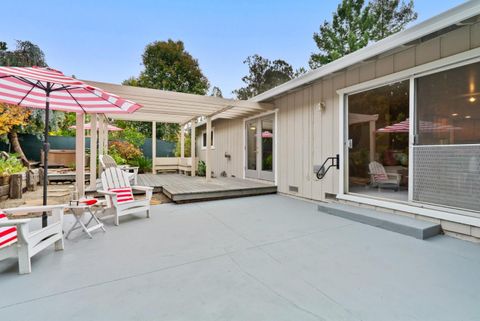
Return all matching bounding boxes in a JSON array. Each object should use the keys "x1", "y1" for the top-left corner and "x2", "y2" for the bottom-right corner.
[{"x1": 317, "y1": 202, "x2": 441, "y2": 239}]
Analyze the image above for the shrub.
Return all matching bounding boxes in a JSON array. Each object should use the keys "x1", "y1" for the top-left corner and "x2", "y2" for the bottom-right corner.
[
  {"x1": 131, "y1": 156, "x2": 152, "y2": 174},
  {"x1": 109, "y1": 141, "x2": 142, "y2": 161},
  {"x1": 0, "y1": 153, "x2": 26, "y2": 177},
  {"x1": 197, "y1": 160, "x2": 206, "y2": 176}
]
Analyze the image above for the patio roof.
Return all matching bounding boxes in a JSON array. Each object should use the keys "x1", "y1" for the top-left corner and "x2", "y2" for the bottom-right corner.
[{"x1": 83, "y1": 80, "x2": 274, "y2": 124}]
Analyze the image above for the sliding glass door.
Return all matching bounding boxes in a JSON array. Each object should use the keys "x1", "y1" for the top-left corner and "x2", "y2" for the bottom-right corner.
[{"x1": 346, "y1": 81, "x2": 410, "y2": 202}]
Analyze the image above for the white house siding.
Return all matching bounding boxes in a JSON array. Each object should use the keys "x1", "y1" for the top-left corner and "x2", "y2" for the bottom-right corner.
[
  {"x1": 274, "y1": 22, "x2": 480, "y2": 201},
  {"x1": 196, "y1": 118, "x2": 244, "y2": 179}
]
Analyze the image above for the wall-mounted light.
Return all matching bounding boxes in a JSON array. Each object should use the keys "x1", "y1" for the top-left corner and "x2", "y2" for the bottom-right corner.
[
  {"x1": 451, "y1": 113, "x2": 458, "y2": 117},
  {"x1": 465, "y1": 115, "x2": 471, "y2": 119},
  {"x1": 316, "y1": 101, "x2": 326, "y2": 112},
  {"x1": 469, "y1": 97, "x2": 476, "y2": 103}
]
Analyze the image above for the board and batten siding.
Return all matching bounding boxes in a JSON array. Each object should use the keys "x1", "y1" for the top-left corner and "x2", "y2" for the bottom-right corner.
[
  {"x1": 196, "y1": 118, "x2": 244, "y2": 178},
  {"x1": 274, "y1": 23, "x2": 480, "y2": 201}
]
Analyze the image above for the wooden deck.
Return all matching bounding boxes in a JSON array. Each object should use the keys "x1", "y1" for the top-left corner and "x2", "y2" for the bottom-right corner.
[{"x1": 137, "y1": 174, "x2": 277, "y2": 203}]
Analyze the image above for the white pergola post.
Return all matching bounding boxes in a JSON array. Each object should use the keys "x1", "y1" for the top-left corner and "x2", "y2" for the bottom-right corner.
[
  {"x1": 75, "y1": 113, "x2": 85, "y2": 198},
  {"x1": 98, "y1": 116, "x2": 105, "y2": 157},
  {"x1": 190, "y1": 120, "x2": 196, "y2": 177},
  {"x1": 369, "y1": 120, "x2": 376, "y2": 162},
  {"x1": 180, "y1": 126, "x2": 185, "y2": 159},
  {"x1": 152, "y1": 121, "x2": 156, "y2": 174},
  {"x1": 89, "y1": 114, "x2": 98, "y2": 190},
  {"x1": 206, "y1": 116, "x2": 212, "y2": 181},
  {"x1": 102, "y1": 116, "x2": 109, "y2": 154}
]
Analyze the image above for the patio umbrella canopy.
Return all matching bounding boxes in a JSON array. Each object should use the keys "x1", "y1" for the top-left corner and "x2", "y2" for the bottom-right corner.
[
  {"x1": 0, "y1": 67, "x2": 141, "y2": 227},
  {"x1": 377, "y1": 118, "x2": 462, "y2": 133}
]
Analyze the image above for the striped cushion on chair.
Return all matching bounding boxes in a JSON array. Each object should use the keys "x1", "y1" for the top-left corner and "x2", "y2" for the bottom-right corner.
[
  {"x1": 373, "y1": 173, "x2": 388, "y2": 181},
  {"x1": 0, "y1": 211, "x2": 17, "y2": 249},
  {"x1": 109, "y1": 187, "x2": 134, "y2": 203}
]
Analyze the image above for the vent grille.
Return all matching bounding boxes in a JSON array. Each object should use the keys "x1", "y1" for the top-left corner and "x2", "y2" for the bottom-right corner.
[{"x1": 289, "y1": 185, "x2": 299, "y2": 193}]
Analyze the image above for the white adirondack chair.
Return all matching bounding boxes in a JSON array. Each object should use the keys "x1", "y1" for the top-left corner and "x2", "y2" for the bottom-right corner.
[
  {"x1": 98, "y1": 167, "x2": 153, "y2": 226},
  {"x1": 368, "y1": 161, "x2": 401, "y2": 191},
  {"x1": 0, "y1": 205, "x2": 65, "y2": 274},
  {"x1": 99, "y1": 154, "x2": 139, "y2": 185}
]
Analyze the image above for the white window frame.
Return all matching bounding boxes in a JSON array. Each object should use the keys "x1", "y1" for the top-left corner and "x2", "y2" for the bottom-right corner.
[
  {"x1": 336, "y1": 47, "x2": 480, "y2": 226},
  {"x1": 201, "y1": 127, "x2": 215, "y2": 150}
]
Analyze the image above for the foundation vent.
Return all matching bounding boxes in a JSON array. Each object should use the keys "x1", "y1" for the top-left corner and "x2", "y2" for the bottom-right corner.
[{"x1": 289, "y1": 185, "x2": 299, "y2": 193}]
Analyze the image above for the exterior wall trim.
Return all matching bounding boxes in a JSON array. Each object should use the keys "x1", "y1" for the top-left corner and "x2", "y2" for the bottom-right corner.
[{"x1": 337, "y1": 194, "x2": 480, "y2": 228}]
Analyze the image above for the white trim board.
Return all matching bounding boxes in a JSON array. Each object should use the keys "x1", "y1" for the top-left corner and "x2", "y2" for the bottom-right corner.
[{"x1": 336, "y1": 193, "x2": 480, "y2": 228}]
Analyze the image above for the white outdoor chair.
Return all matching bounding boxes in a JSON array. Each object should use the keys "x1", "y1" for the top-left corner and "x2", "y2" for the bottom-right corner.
[
  {"x1": 99, "y1": 154, "x2": 139, "y2": 185},
  {"x1": 98, "y1": 167, "x2": 153, "y2": 226},
  {"x1": 0, "y1": 205, "x2": 65, "y2": 274},
  {"x1": 368, "y1": 161, "x2": 401, "y2": 191}
]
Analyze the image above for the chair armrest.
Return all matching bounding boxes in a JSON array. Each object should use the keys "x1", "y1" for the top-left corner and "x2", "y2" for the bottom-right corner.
[
  {"x1": 131, "y1": 186, "x2": 154, "y2": 191},
  {"x1": 0, "y1": 218, "x2": 30, "y2": 227},
  {"x1": 2, "y1": 205, "x2": 65, "y2": 215},
  {"x1": 97, "y1": 190, "x2": 117, "y2": 196},
  {"x1": 387, "y1": 173, "x2": 401, "y2": 179}
]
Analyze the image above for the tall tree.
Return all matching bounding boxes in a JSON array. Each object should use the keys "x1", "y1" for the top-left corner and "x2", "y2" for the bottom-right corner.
[
  {"x1": 123, "y1": 39, "x2": 210, "y2": 142},
  {"x1": 234, "y1": 54, "x2": 306, "y2": 100},
  {"x1": 0, "y1": 40, "x2": 65, "y2": 164},
  {"x1": 309, "y1": 0, "x2": 417, "y2": 69}
]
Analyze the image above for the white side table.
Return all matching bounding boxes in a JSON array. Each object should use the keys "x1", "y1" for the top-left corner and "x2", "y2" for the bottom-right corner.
[{"x1": 66, "y1": 199, "x2": 106, "y2": 239}]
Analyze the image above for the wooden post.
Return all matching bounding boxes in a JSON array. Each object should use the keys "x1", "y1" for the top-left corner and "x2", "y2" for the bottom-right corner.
[
  {"x1": 152, "y1": 121, "x2": 156, "y2": 174},
  {"x1": 75, "y1": 113, "x2": 85, "y2": 198},
  {"x1": 180, "y1": 126, "x2": 185, "y2": 159},
  {"x1": 191, "y1": 120, "x2": 196, "y2": 177},
  {"x1": 98, "y1": 116, "x2": 104, "y2": 158},
  {"x1": 369, "y1": 120, "x2": 376, "y2": 162},
  {"x1": 103, "y1": 116, "x2": 109, "y2": 154},
  {"x1": 89, "y1": 114, "x2": 98, "y2": 190},
  {"x1": 206, "y1": 116, "x2": 212, "y2": 181},
  {"x1": 9, "y1": 173, "x2": 22, "y2": 199}
]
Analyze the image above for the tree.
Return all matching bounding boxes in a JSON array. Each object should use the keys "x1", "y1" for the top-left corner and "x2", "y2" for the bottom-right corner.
[
  {"x1": 123, "y1": 39, "x2": 210, "y2": 143},
  {"x1": 234, "y1": 54, "x2": 306, "y2": 100},
  {"x1": 0, "y1": 41, "x2": 66, "y2": 164},
  {"x1": 210, "y1": 86, "x2": 223, "y2": 98},
  {"x1": 369, "y1": 0, "x2": 417, "y2": 40},
  {"x1": 309, "y1": 0, "x2": 417, "y2": 69}
]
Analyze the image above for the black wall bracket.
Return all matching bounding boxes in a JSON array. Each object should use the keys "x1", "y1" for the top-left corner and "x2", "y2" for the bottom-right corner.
[{"x1": 316, "y1": 154, "x2": 340, "y2": 180}]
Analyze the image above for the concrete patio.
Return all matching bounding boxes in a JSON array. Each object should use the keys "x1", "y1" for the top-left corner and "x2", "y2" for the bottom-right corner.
[{"x1": 1, "y1": 194, "x2": 480, "y2": 321}]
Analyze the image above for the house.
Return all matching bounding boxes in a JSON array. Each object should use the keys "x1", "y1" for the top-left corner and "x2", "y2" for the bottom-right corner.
[{"x1": 193, "y1": 1, "x2": 480, "y2": 240}]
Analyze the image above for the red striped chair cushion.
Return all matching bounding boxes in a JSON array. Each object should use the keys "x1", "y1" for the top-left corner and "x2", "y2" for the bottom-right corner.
[
  {"x1": 373, "y1": 173, "x2": 388, "y2": 181},
  {"x1": 0, "y1": 211, "x2": 17, "y2": 249},
  {"x1": 109, "y1": 187, "x2": 134, "y2": 203}
]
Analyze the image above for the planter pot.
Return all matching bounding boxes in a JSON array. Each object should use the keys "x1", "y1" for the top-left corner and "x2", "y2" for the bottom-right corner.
[{"x1": 0, "y1": 175, "x2": 10, "y2": 186}]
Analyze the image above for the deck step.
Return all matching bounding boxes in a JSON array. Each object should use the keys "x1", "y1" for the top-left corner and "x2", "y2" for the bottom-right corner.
[{"x1": 317, "y1": 203, "x2": 441, "y2": 239}]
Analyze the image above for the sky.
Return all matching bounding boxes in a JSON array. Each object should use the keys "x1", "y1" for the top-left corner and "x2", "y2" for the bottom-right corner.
[{"x1": 0, "y1": 0, "x2": 467, "y2": 98}]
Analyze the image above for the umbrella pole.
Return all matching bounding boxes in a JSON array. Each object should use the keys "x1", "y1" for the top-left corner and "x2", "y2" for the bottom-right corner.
[{"x1": 42, "y1": 89, "x2": 51, "y2": 227}]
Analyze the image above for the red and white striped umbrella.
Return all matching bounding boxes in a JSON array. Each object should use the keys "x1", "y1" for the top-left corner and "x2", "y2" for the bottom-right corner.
[
  {"x1": 377, "y1": 118, "x2": 461, "y2": 133},
  {"x1": 0, "y1": 67, "x2": 140, "y2": 113},
  {"x1": 0, "y1": 66, "x2": 141, "y2": 227}
]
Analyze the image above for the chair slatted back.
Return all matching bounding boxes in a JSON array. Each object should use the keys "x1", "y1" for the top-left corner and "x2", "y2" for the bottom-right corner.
[
  {"x1": 101, "y1": 167, "x2": 133, "y2": 207},
  {"x1": 102, "y1": 167, "x2": 131, "y2": 189},
  {"x1": 100, "y1": 155, "x2": 118, "y2": 169},
  {"x1": 369, "y1": 161, "x2": 388, "y2": 182}
]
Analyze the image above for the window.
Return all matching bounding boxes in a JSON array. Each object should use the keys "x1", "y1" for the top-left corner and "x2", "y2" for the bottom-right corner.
[
  {"x1": 416, "y1": 62, "x2": 480, "y2": 145},
  {"x1": 201, "y1": 128, "x2": 214, "y2": 149}
]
